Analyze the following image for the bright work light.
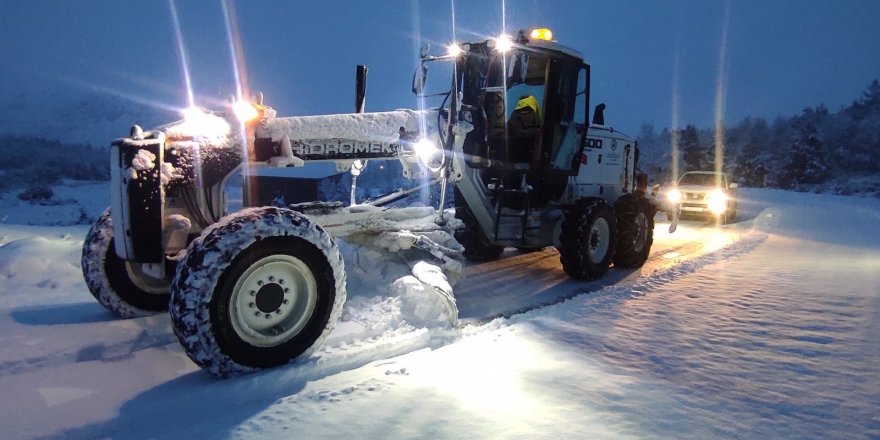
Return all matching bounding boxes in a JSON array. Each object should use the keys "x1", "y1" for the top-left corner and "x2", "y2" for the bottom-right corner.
[
  {"x1": 232, "y1": 100, "x2": 259, "y2": 122},
  {"x1": 493, "y1": 34, "x2": 513, "y2": 53},
  {"x1": 447, "y1": 43, "x2": 463, "y2": 58},
  {"x1": 178, "y1": 106, "x2": 231, "y2": 139},
  {"x1": 413, "y1": 138, "x2": 439, "y2": 165}
]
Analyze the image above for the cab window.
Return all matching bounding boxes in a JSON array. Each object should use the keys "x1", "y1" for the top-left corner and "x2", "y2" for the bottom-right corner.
[{"x1": 548, "y1": 62, "x2": 587, "y2": 171}]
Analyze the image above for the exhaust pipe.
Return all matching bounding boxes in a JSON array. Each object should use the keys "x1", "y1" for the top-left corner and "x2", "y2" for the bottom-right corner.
[
  {"x1": 355, "y1": 65, "x2": 368, "y2": 113},
  {"x1": 592, "y1": 103, "x2": 605, "y2": 125}
]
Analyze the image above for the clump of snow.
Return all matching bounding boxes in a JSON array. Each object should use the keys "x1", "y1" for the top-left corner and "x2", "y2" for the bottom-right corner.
[
  {"x1": 160, "y1": 161, "x2": 178, "y2": 186},
  {"x1": 328, "y1": 205, "x2": 464, "y2": 342},
  {"x1": 130, "y1": 149, "x2": 156, "y2": 171},
  {"x1": 393, "y1": 261, "x2": 457, "y2": 327}
]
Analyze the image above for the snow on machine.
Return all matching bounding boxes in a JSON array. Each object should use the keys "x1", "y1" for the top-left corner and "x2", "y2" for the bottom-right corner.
[{"x1": 81, "y1": 28, "x2": 677, "y2": 376}]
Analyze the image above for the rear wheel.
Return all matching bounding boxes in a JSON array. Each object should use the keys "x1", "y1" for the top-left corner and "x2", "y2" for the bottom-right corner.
[
  {"x1": 170, "y1": 207, "x2": 346, "y2": 377},
  {"x1": 454, "y1": 188, "x2": 504, "y2": 262},
  {"x1": 613, "y1": 195, "x2": 654, "y2": 268},
  {"x1": 559, "y1": 199, "x2": 617, "y2": 280},
  {"x1": 81, "y1": 209, "x2": 170, "y2": 318}
]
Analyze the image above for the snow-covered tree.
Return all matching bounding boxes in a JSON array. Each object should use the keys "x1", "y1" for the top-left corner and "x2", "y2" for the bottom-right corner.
[
  {"x1": 679, "y1": 125, "x2": 707, "y2": 172},
  {"x1": 840, "y1": 80, "x2": 880, "y2": 173},
  {"x1": 778, "y1": 115, "x2": 829, "y2": 189},
  {"x1": 728, "y1": 117, "x2": 771, "y2": 187},
  {"x1": 636, "y1": 123, "x2": 675, "y2": 183}
]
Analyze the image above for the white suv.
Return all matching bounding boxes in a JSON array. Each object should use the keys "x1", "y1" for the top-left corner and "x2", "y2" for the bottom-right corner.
[{"x1": 664, "y1": 171, "x2": 738, "y2": 223}]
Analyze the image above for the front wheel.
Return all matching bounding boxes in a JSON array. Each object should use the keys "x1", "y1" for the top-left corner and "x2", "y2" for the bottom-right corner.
[
  {"x1": 81, "y1": 208, "x2": 170, "y2": 318},
  {"x1": 559, "y1": 199, "x2": 617, "y2": 280},
  {"x1": 170, "y1": 207, "x2": 346, "y2": 377}
]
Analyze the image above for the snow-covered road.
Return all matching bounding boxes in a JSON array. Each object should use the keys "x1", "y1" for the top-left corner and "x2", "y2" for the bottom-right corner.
[{"x1": 0, "y1": 188, "x2": 878, "y2": 439}]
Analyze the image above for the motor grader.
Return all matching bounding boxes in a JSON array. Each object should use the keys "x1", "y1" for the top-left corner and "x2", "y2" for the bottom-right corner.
[{"x1": 82, "y1": 28, "x2": 676, "y2": 376}]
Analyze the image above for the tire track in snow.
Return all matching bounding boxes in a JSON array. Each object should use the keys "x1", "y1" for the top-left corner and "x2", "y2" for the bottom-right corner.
[
  {"x1": 291, "y1": 221, "x2": 772, "y2": 374},
  {"x1": 500, "y1": 224, "x2": 771, "y2": 324}
]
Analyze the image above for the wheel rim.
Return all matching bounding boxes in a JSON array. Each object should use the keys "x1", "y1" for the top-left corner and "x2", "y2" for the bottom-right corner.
[
  {"x1": 633, "y1": 211, "x2": 647, "y2": 252},
  {"x1": 229, "y1": 254, "x2": 318, "y2": 347},
  {"x1": 589, "y1": 218, "x2": 611, "y2": 264},
  {"x1": 124, "y1": 262, "x2": 170, "y2": 294}
]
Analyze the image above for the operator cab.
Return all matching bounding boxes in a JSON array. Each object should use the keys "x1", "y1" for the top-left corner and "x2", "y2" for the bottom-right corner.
[{"x1": 455, "y1": 29, "x2": 590, "y2": 205}]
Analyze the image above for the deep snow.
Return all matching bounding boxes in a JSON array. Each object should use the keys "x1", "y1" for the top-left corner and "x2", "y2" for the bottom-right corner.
[{"x1": 0, "y1": 184, "x2": 878, "y2": 439}]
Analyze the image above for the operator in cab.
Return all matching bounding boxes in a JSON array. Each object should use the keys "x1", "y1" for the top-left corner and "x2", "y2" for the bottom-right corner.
[
  {"x1": 508, "y1": 94, "x2": 543, "y2": 164},
  {"x1": 511, "y1": 94, "x2": 542, "y2": 125}
]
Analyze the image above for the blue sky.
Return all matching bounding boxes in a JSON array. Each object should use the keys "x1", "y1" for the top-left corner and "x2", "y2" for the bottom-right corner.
[{"x1": 2, "y1": 0, "x2": 879, "y2": 134}]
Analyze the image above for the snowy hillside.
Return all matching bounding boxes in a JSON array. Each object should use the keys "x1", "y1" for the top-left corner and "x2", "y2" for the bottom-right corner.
[
  {"x1": 0, "y1": 184, "x2": 877, "y2": 439},
  {"x1": 0, "y1": 91, "x2": 176, "y2": 148}
]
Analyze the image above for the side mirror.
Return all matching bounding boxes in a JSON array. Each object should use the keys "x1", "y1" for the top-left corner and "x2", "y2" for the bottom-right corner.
[{"x1": 412, "y1": 63, "x2": 427, "y2": 95}]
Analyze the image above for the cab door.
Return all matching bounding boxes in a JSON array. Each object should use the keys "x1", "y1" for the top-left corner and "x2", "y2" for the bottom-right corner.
[{"x1": 541, "y1": 62, "x2": 589, "y2": 174}]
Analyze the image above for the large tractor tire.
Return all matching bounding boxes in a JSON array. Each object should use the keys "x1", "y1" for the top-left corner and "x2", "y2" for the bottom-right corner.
[
  {"x1": 170, "y1": 207, "x2": 346, "y2": 377},
  {"x1": 81, "y1": 208, "x2": 170, "y2": 318},
  {"x1": 559, "y1": 199, "x2": 617, "y2": 280},
  {"x1": 454, "y1": 188, "x2": 504, "y2": 262},
  {"x1": 613, "y1": 194, "x2": 654, "y2": 268}
]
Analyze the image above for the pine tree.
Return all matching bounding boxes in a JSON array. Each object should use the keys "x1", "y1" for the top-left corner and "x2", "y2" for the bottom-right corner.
[
  {"x1": 780, "y1": 116, "x2": 829, "y2": 189},
  {"x1": 679, "y1": 125, "x2": 705, "y2": 172},
  {"x1": 847, "y1": 79, "x2": 880, "y2": 120},
  {"x1": 843, "y1": 80, "x2": 880, "y2": 173}
]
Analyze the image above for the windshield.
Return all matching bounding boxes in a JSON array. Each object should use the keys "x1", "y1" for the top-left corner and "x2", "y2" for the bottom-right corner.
[
  {"x1": 481, "y1": 50, "x2": 549, "y2": 120},
  {"x1": 678, "y1": 173, "x2": 724, "y2": 186}
]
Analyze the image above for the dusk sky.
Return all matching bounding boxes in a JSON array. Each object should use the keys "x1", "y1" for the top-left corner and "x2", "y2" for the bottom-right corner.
[{"x1": 2, "y1": 0, "x2": 879, "y2": 134}]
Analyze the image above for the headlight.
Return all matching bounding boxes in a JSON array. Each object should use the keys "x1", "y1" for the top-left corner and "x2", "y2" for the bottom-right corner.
[
  {"x1": 413, "y1": 138, "x2": 439, "y2": 165},
  {"x1": 667, "y1": 188, "x2": 682, "y2": 204},
  {"x1": 176, "y1": 106, "x2": 231, "y2": 140},
  {"x1": 707, "y1": 189, "x2": 729, "y2": 215},
  {"x1": 492, "y1": 34, "x2": 514, "y2": 53},
  {"x1": 232, "y1": 100, "x2": 259, "y2": 122},
  {"x1": 447, "y1": 43, "x2": 463, "y2": 58}
]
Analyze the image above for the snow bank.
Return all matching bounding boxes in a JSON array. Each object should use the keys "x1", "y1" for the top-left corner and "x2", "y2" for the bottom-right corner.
[
  {"x1": 327, "y1": 206, "x2": 463, "y2": 343},
  {"x1": 0, "y1": 181, "x2": 107, "y2": 226},
  {"x1": 0, "y1": 234, "x2": 84, "y2": 308}
]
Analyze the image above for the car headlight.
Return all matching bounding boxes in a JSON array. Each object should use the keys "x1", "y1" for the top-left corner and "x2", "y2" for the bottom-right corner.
[
  {"x1": 707, "y1": 189, "x2": 729, "y2": 215},
  {"x1": 667, "y1": 188, "x2": 682, "y2": 204}
]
